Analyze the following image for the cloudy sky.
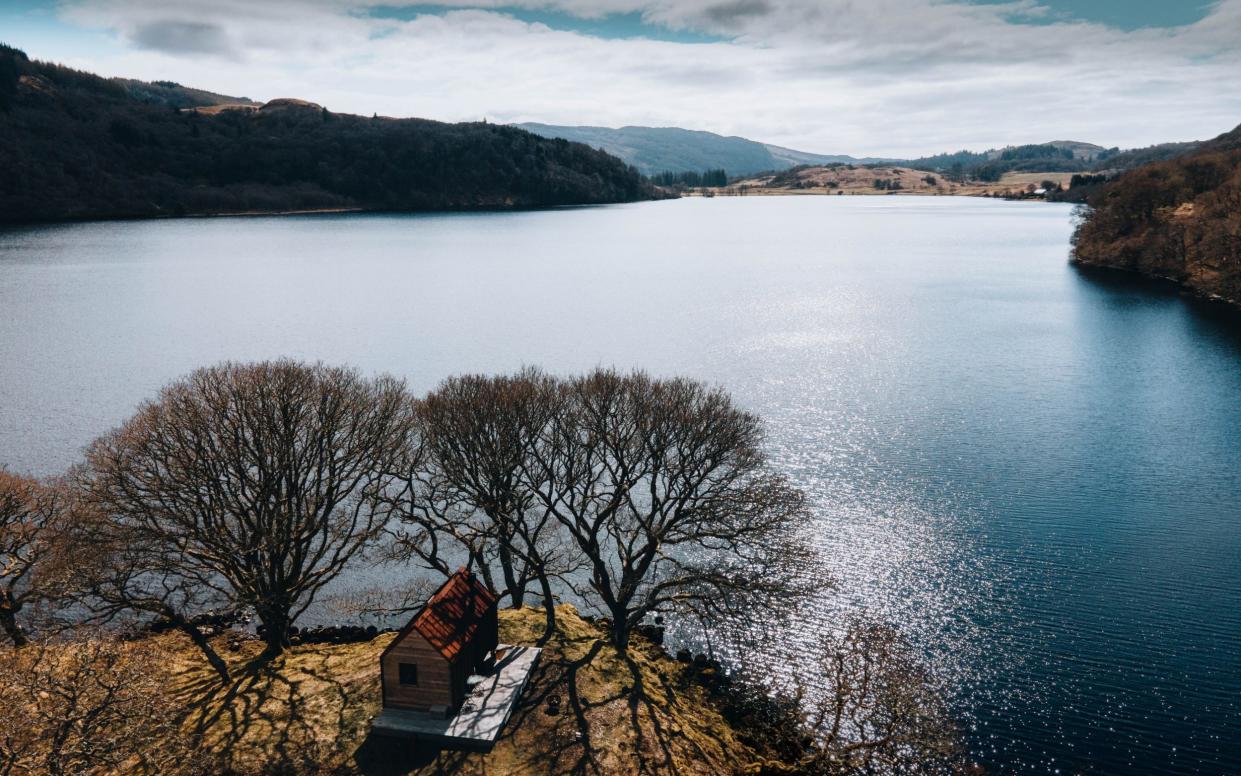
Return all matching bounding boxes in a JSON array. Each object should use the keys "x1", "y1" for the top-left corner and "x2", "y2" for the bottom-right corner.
[{"x1": 3, "y1": 0, "x2": 1239, "y2": 156}]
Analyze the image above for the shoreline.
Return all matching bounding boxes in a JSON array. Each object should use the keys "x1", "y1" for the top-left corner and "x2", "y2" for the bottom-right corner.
[
  {"x1": 1069, "y1": 258, "x2": 1241, "y2": 315},
  {"x1": 688, "y1": 168, "x2": 1079, "y2": 200},
  {"x1": 0, "y1": 198, "x2": 660, "y2": 229},
  {"x1": 184, "y1": 206, "x2": 367, "y2": 219},
  {"x1": 681, "y1": 188, "x2": 1056, "y2": 200}
]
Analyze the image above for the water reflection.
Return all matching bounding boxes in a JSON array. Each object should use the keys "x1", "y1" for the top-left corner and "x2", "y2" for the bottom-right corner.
[{"x1": 2, "y1": 198, "x2": 1240, "y2": 772}]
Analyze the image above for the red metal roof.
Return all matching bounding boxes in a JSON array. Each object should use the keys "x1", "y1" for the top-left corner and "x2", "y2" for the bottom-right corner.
[{"x1": 411, "y1": 568, "x2": 498, "y2": 663}]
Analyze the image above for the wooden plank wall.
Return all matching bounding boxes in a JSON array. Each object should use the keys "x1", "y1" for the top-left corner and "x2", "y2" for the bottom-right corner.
[{"x1": 382, "y1": 630, "x2": 454, "y2": 710}]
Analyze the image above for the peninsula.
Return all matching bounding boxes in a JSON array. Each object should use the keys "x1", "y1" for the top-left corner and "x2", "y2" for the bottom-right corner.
[{"x1": 1071, "y1": 122, "x2": 1241, "y2": 308}]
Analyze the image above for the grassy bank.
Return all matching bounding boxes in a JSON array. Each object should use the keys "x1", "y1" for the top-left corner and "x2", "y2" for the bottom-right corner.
[
  {"x1": 119, "y1": 606, "x2": 762, "y2": 775},
  {"x1": 710, "y1": 168, "x2": 1074, "y2": 198}
]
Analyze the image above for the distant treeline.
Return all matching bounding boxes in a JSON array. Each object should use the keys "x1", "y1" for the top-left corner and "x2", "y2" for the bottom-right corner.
[
  {"x1": 647, "y1": 168, "x2": 728, "y2": 188},
  {"x1": 1046, "y1": 173, "x2": 1113, "y2": 203},
  {"x1": 905, "y1": 141, "x2": 1203, "y2": 183},
  {"x1": 0, "y1": 44, "x2": 656, "y2": 223},
  {"x1": 904, "y1": 144, "x2": 1110, "y2": 181},
  {"x1": 1094, "y1": 141, "x2": 1202, "y2": 170},
  {"x1": 1069, "y1": 173, "x2": 1109, "y2": 187},
  {"x1": 1072, "y1": 122, "x2": 1241, "y2": 306}
]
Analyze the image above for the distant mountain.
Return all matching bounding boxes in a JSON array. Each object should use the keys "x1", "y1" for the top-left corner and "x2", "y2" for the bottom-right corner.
[
  {"x1": 513, "y1": 120, "x2": 1161, "y2": 183},
  {"x1": 515, "y1": 123, "x2": 878, "y2": 177},
  {"x1": 1072, "y1": 122, "x2": 1241, "y2": 307},
  {"x1": 764, "y1": 143, "x2": 891, "y2": 168},
  {"x1": 0, "y1": 45, "x2": 653, "y2": 224},
  {"x1": 514, "y1": 123, "x2": 1135, "y2": 181}
]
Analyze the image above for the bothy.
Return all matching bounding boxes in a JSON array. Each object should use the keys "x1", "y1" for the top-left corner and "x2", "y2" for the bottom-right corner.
[{"x1": 380, "y1": 568, "x2": 499, "y2": 715}]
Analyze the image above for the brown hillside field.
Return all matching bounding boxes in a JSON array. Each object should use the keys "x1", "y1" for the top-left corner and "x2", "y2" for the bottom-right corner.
[
  {"x1": 184, "y1": 103, "x2": 260, "y2": 115},
  {"x1": 2, "y1": 607, "x2": 764, "y2": 776},
  {"x1": 719, "y1": 167, "x2": 1074, "y2": 197}
]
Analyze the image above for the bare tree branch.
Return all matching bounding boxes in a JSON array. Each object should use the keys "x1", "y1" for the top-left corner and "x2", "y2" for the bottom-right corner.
[
  {"x1": 385, "y1": 368, "x2": 583, "y2": 641},
  {"x1": 518, "y1": 368, "x2": 813, "y2": 651},
  {"x1": 76, "y1": 360, "x2": 415, "y2": 668},
  {"x1": 0, "y1": 470, "x2": 72, "y2": 647}
]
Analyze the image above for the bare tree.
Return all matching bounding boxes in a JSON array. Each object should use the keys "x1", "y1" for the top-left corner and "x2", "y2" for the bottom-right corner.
[
  {"x1": 321, "y1": 578, "x2": 438, "y2": 625},
  {"x1": 79, "y1": 360, "x2": 415, "y2": 662},
  {"x1": 520, "y1": 369, "x2": 810, "y2": 651},
  {"x1": 801, "y1": 621, "x2": 964, "y2": 774},
  {"x1": 717, "y1": 620, "x2": 965, "y2": 775},
  {"x1": 386, "y1": 369, "x2": 574, "y2": 639},
  {"x1": 0, "y1": 633, "x2": 198, "y2": 775},
  {"x1": 0, "y1": 470, "x2": 70, "y2": 647},
  {"x1": 68, "y1": 503, "x2": 238, "y2": 681}
]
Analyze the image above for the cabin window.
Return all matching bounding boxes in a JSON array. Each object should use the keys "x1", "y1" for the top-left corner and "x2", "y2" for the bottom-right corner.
[{"x1": 398, "y1": 662, "x2": 419, "y2": 686}]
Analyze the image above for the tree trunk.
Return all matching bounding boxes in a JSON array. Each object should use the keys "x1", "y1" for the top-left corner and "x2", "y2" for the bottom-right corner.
[
  {"x1": 497, "y1": 538, "x2": 524, "y2": 608},
  {"x1": 609, "y1": 610, "x2": 631, "y2": 652},
  {"x1": 253, "y1": 589, "x2": 295, "y2": 663},
  {"x1": 257, "y1": 609, "x2": 291, "y2": 662},
  {"x1": 471, "y1": 550, "x2": 497, "y2": 594},
  {"x1": 0, "y1": 606, "x2": 27, "y2": 648},
  {"x1": 537, "y1": 573, "x2": 557, "y2": 645}
]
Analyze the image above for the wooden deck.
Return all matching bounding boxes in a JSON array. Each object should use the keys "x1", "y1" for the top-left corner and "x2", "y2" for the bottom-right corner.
[{"x1": 370, "y1": 644, "x2": 542, "y2": 752}]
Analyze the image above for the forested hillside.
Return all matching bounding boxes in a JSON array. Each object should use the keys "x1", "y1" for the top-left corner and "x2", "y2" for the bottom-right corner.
[
  {"x1": 0, "y1": 45, "x2": 652, "y2": 223},
  {"x1": 1071, "y1": 123, "x2": 1241, "y2": 306},
  {"x1": 906, "y1": 138, "x2": 1207, "y2": 185},
  {"x1": 518, "y1": 122, "x2": 784, "y2": 176},
  {"x1": 110, "y1": 78, "x2": 258, "y2": 110},
  {"x1": 904, "y1": 141, "x2": 1111, "y2": 181}
]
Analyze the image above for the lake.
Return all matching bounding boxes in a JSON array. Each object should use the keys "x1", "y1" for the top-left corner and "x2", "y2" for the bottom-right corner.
[{"x1": 2, "y1": 196, "x2": 1239, "y2": 773}]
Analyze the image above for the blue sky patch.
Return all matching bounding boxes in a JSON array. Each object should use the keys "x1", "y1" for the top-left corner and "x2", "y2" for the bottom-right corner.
[
  {"x1": 363, "y1": 5, "x2": 730, "y2": 43},
  {"x1": 0, "y1": 0, "x2": 117, "y2": 61},
  {"x1": 972, "y1": 0, "x2": 1216, "y2": 31}
]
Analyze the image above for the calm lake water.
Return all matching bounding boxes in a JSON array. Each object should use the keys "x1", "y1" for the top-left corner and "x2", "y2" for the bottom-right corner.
[{"x1": 2, "y1": 197, "x2": 1240, "y2": 773}]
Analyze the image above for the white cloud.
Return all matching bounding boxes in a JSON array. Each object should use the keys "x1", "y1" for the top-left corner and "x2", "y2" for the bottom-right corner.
[{"x1": 40, "y1": 0, "x2": 1241, "y2": 156}]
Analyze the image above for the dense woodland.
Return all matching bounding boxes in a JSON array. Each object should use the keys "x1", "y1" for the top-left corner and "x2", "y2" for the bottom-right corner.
[
  {"x1": 1087, "y1": 140, "x2": 1202, "y2": 173},
  {"x1": 1072, "y1": 122, "x2": 1241, "y2": 306},
  {"x1": 647, "y1": 168, "x2": 728, "y2": 188},
  {"x1": 0, "y1": 45, "x2": 654, "y2": 223}
]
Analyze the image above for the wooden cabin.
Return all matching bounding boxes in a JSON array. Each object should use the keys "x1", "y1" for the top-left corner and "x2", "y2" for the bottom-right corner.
[{"x1": 380, "y1": 568, "x2": 499, "y2": 716}]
